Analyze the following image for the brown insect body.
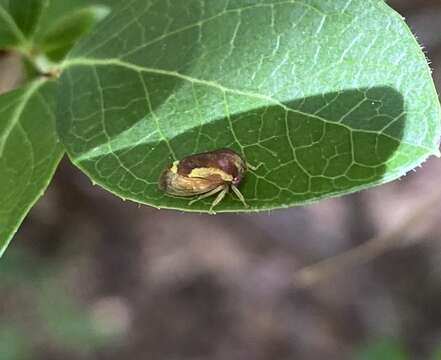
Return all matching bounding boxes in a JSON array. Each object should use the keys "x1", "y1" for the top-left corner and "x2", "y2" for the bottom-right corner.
[{"x1": 159, "y1": 148, "x2": 247, "y2": 212}]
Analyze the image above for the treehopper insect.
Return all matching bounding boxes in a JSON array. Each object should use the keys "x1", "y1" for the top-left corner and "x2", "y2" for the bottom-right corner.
[{"x1": 159, "y1": 148, "x2": 248, "y2": 213}]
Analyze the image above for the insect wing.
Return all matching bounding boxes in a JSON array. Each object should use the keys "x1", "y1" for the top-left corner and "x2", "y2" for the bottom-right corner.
[{"x1": 160, "y1": 169, "x2": 224, "y2": 196}]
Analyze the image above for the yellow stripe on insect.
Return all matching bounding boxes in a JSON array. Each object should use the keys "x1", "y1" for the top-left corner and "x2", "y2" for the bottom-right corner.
[
  {"x1": 189, "y1": 167, "x2": 233, "y2": 182},
  {"x1": 170, "y1": 160, "x2": 179, "y2": 174}
]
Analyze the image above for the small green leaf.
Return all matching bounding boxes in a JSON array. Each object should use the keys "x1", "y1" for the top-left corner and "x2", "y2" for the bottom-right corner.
[
  {"x1": 8, "y1": 0, "x2": 46, "y2": 37},
  {"x1": 0, "y1": 325, "x2": 30, "y2": 360},
  {"x1": 0, "y1": 4, "x2": 25, "y2": 49},
  {"x1": 40, "y1": 5, "x2": 111, "y2": 61},
  {"x1": 37, "y1": 280, "x2": 108, "y2": 351},
  {"x1": 57, "y1": 0, "x2": 441, "y2": 213},
  {"x1": 0, "y1": 80, "x2": 64, "y2": 258},
  {"x1": 433, "y1": 344, "x2": 441, "y2": 360},
  {"x1": 354, "y1": 339, "x2": 409, "y2": 360},
  {"x1": 34, "y1": 0, "x2": 121, "y2": 40}
]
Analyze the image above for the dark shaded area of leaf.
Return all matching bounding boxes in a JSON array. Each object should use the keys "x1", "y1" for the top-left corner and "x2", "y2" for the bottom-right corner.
[
  {"x1": 40, "y1": 5, "x2": 110, "y2": 61},
  {"x1": 0, "y1": 4, "x2": 22, "y2": 49},
  {"x1": 8, "y1": 0, "x2": 45, "y2": 37}
]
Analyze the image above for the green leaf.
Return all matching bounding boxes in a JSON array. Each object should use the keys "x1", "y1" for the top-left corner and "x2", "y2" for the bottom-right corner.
[
  {"x1": 0, "y1": 325, "x2": 30, "y2": 360},
  {"x1": 8, "y1": 0, "x2": 46, "y2": 37},
  {"x1": 0, "y1": 80, "x2": 64, "y2": 258},
  {"x1": 0, "y1": 4, "x2": 26, "y2": 49},
  {"x1": 57, "y1": 0, "x2": 441, "y2": 213},
  {"x1": 34, "y1": 0, "x2": 120, "y2": 37},
  {"x1": 40, "y1": 5, "x2": 111, "y2": 62},
  {"x1": 433, "y1": 344, "x2": 441, "y2": 360},
  {"x1": 0, "y1": 0, "x2": 118, "y2": 53},
  {"x1": 354, "y1": 339, "x2": 409, "y2": 360}
]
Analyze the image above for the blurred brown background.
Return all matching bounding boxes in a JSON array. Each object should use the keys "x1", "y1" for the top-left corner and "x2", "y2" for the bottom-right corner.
[{"x1": 1, "y1": 1, "x2": 441, "y2": 359}]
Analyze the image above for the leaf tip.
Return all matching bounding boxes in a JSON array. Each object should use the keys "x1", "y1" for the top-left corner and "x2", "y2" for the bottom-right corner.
[{"x1": 91, "y1": 5, "x2": 112, "y2": 22}]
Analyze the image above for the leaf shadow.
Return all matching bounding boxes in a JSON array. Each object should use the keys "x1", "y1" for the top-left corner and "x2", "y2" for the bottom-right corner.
[
  {"x1": 57, "y1": 2, "x2": 209, "y2": 157},
  {"x1": 156, "y1": 86, "x2": 407, "y2": 211},
  {"x1": 56, "y1": 62, "x2": 190, "y2": 157},
  {"x1": 73, "y1": 85, "x2": 410, "y2": 211}
]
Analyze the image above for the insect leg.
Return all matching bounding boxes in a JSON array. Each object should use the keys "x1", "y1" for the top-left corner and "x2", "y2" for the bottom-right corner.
[
  {"x1": 231, "y1": 184, "x2": 248, "y2": 208},
  {"x1": 208, "y1": 185, "x2": 229, "y2": 214},
  {"x1": 188, "y1": 185, "x2": 225, "y2": 206}
]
